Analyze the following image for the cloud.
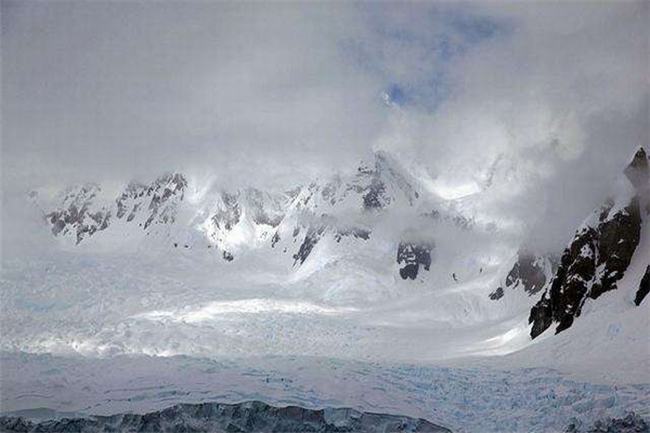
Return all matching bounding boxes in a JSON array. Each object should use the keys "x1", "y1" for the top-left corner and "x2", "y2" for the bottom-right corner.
[
  {"x1": 1, "y1": 1, "x2": 648, "y2": 253},
  {"x1": 373, "y1": 1, "x2": 648, "y2": 250}
]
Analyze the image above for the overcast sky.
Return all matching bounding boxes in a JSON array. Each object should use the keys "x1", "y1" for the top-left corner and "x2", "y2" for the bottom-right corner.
[{"x1": 2, "y1": 1, "x2": 648, "y2": 250}]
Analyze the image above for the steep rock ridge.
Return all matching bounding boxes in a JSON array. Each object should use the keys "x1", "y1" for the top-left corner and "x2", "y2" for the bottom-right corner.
[
  {"x1": 34, "y1": 150, "x2": 489, "y2": 282},
  {"x1": 0, "y1": 401, "x2": 451, "y2": 433},
  {"x1": 115, "y1": 173, "x2": 187, "y2": 230},
  {"x1": 634, "y1": 266, "x2": 650, "y2": 306},
  {"x1": 624, "y1": 147, "x2": 649, "y2": 191},
  {"x1": 359, "y1": 151, "x2": 421, "y2": 210},
  {"x1": 293, "y1": 224, "x2": 327, "y2": 266},
  {"x1": 285, "y1": 151, "x2": 422, "y2": 215},
  {"x1": 397, "y1": 241, "x2": 433, "y2": 280},
  {"x1": 42, "y1": 173, "x2": 188, "y2": 245},
  {"x1": 489, "y1": 252, "x2": 556, "y2": 300},
  {"x1": 529, "y1": 147, "x2": 648, "y2": 339},
  {"x1": 45, "y1": 184, "x2": 111, "y2": 244},
  {"x1": 264, "y1": 152, "x2": 424, "y2": 267}
]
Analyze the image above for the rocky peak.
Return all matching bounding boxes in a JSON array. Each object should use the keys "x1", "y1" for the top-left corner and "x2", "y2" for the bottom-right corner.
[
  {"x1": 397, "y1": 241, "x2": 433, "y2": 280},
  {"x1": 116, "y1": 172, "x2": 187, "y2": 230},
  {"x1": 351, "y1": 151, "x2": 420, "y2": 211},
  {"x1": 489, "y1": 252, "x2": 557, "y2": 300},
  {"x1": 624, "y1": 147, "x2": 649, "y2": 191},
  {"x1": 46, "y1": 184, "x2": 111, "y2": 244},
  {"x1": 528, "y1": 149, "x2": 646, "y2": 339}
]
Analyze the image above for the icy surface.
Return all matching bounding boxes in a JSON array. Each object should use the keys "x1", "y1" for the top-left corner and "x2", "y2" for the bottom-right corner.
[
  {"x1": 0, "y1": 400, "x2": 451, "y2": 433},
  {"x1": 2, "y1": 150, "x2": 649, "y2": 433},
  {"x1": 1, "y1": 352, "x2": 649, "y2": 433}
]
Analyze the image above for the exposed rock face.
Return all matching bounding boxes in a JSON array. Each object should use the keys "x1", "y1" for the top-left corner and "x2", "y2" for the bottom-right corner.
[
  {"x1": 46, "y1": 184, "x2": 111, "y2": 244},
  {"x1": 624, "y1": 147, "x2": 649, "y2": 190},
  {"x1": 489, "y1": 252, "x2": 556, "y2": 300},
  {"x1": 635, "y1": 265, "x2": 650, "y2": 306},
  {"x1": 33, "y1": 150, "x2": 479, "y2": 280},
  {"x1": 334, "y1": 227, "x2": 371, "y2": 242},
  {"x1": 397, "y1": 241, "x2": 433, "y2": 280},
  {"x1": 489, "y1": 286, "x2": 504, "y2": 300},
  {"x1": 45, "y1": 173, "x2": 187, "y2": 244},
  {"x1": 211, "y1": 192, "x2": 241, "y2": 231},
  {"x1": 565, "y1": 412, "x2": 648, "y2": 433},
  {"x1": 293, "y1": 225, "x2": 327, "y2": 266},
  {"x1": 529, "y1": 198, "x2": 641, "y2": 338},
  {"x1": 348, "y1": 151, "x2": 420, "y2": 211},
  {"x1": 0, "y1": 401, "x2": 451, "y2": 433},
  {"x1": 136, "y1": 173, "x2": 187, "y2": 230},
  {"x1": 529, "y1": 148, "x2": 648, "y2": 339}
]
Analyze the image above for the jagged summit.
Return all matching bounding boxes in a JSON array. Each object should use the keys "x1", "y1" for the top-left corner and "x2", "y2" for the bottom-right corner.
[
  {"x1": 624, "y1": 146, "x2": 649, "y2": 190},
  {"x1": 29, "y1": 150, "x2": 492, "y2": 286}
]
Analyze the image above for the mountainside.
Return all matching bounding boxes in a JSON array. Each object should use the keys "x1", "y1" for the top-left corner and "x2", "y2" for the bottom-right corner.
[
  {"x1": 488, "y1": 251, "x2": 557, "y2": 300},
  {"x1": 27, "y1": 147, "x2": 650, "y2": 346},
  {"x1": 528, "y1": 147, "x2": 649, "y2": 338},
  {"x1": 0, "y1": 400, "x2": 451, "y2": 433},
  {"x1": 31, "y1": 151, "x2": 491, "y2": 284}
]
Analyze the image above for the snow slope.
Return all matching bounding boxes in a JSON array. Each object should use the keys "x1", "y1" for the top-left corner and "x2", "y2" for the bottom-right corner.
[{"x1": 2, "y1": 149, "x2": 649, "y2": 432}]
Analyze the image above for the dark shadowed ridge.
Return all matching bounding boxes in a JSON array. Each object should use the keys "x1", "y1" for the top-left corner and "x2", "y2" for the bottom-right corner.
[
  {"x1": 529, "y1": 146, "x2": 649, "y2": 339},
  {"x1": 0, "y1": 400, "x2": 452, "y2": 433}
]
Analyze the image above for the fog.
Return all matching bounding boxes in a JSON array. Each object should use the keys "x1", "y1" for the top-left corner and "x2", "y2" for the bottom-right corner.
[{"x1": 2, "y1": 1, "x2": 648, "y2": 253}]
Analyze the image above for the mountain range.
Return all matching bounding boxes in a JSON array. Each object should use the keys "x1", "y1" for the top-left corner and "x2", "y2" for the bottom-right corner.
[{"x1": 29, "y1": 147, "x2": 650, "y2": 340}]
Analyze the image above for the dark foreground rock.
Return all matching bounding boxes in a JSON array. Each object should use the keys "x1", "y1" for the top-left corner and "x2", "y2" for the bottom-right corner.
[
  {"x1": 528, "y1": 196, "x2": 641, "y2": 338},
  {"x1": 565, "y1": 412, "x2": 648, "y2": 433},
  {"x1": 529, "y1": 147, "x2": 648, "y2": 339},
  {"x1": 634, "y1": 265, "x2": 650, "y2": 306},
  {"x1": 0, "y1": 401, "x2": 451, "y2": 433}
]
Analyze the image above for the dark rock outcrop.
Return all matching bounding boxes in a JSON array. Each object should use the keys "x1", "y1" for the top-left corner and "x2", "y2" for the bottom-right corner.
[
  {"x1": 634, "y1": 265, "x2": 650, "y2": 306},
  {"x1": 397, "y1": 241, "x2": 433, "y2": 280},
  {"x1": 489, "y1": 252, "x2": 555, "y2": 300},
  {"x1": 529, "y1": 198, "x2": 641, "y2": 338},
  {"x1": 46, "y1": 184, "x2": 111, "y2": 244},
  {"x1": 334, "y1": 227, "x2": 371, "y2": 243},
  {"x1": 115, "y1": 173, "x2": 187, "y2": 230},
  {"x1": 565, "y1": 411, "x2": 648, "y2": 433},
  {"x1": 529, "y1": 148, "x2": 648, "y2": 339},
  {"x1": 489, "y1": 287, "x2": 504, "y2": 300},
  {"x1": 45, "y1": 173, "x2": 187, "y2": 244},
  {"x1": 624, "y1": 147, "x2": 649, "y2": 190},
  {"x1": 0, "y1": 401, "x2": 452, "y2": 433},
  {"x1": 141, "y1": 173, "x2": 187, "y2": 230},
  {"x1": 293, "y1": 225, "x2": 327, "y2": 266}
]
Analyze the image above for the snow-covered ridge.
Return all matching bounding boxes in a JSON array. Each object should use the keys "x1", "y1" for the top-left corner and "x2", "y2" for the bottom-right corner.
[
  {"x1": 528, "y1": 147, "x2": 650, "y2": 338},
  {"x1": 30, "y1": 151, "x2": 495, "y2": 281}
]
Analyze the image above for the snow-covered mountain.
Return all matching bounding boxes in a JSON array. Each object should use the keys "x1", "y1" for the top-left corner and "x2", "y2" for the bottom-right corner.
[
  {"x1": 31, "y1": 151, "x2": 489, "y2": 283},
  {"x1": 27, "y1": 147, "x2": 650, "y2": 345},
  {"x1": 528, "y1": 147, "x2": 649, "y2": 338}
]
